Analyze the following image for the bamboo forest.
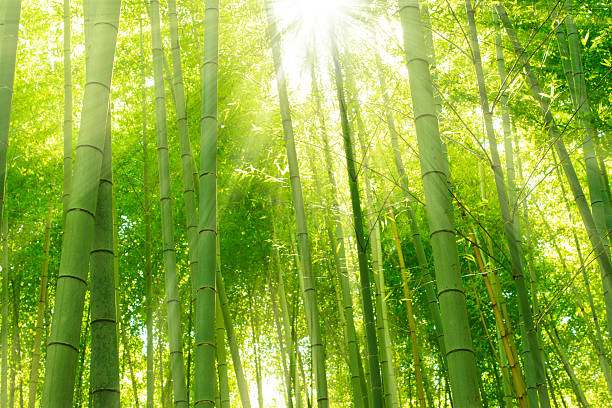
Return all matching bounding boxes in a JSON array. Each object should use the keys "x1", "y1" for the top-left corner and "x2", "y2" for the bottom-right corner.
[{"x1": 1, "y1": 0, "x2": 612, "y2": 406}]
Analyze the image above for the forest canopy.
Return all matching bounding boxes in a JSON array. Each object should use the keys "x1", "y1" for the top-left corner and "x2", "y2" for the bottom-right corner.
[{"x1": 0, "y1": 0, "x2": 611, "y2": 407}]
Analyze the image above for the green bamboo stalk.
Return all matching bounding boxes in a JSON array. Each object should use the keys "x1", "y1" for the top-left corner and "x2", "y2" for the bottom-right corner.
[
  {"x1": 194, "y1": 0, "x2": 219, "y2": 405},
  {"x1": 545, "y1": 325, "x2": 591, "y2": 408},
  {"x1": 465, "y1": 3, "x2": 550, "y2": 406},
  {"x1": 90, "y1": 114, "x2": 120, "y2": 408},
  {"x1": 330, "y1": 38, "x2": 384, "y2": 408},
  {"x1": 139, "y1": 14, "x2": 154, "y2": 408},
  {"x1": 251, "y1": 307, "x2": 265, "y2": 408},
  {"x1": 8, "y1": 278, "x2": 20, "y2": 408},
  {"x1": 264, "y1": 3, "x2": 329, "y2": 406},
  {"x1": 27, "y1": 201, "x2": 52, "y2": 408},
  {"x1": 0, "y1": 0, "x2": 22, "y2": 230},
  {"x1": 268, "y1": 271, "x2": 293, "y2": 408},
  {"x1": 495, "y1": 4, "x2": 612, "y2": 349},
  {"x1": 42, "y1": 0, "x2": 121, "y2": 405},
  {"x1": 273, "y1": 223, "x2": 302, "y2": 408},
  {"x1": 549, "y1": 151, "x2": 612, "y2": 397},
  {"x1": 148, "y1": 0, "x2": 189, "y2": 406},
  {"x1": 63, "y1": 0, "x2": 72, "y2": 221},
  {"x1": 167, "y1": 0, "x2": 198, "y2": 297},
  {"x1": 215, "y1": 299, "x2": 230, "y2": 408},
  {"x1": 389, "y1": 209, "x2": 427, "y2": 408},
  {"x1": 374, "y1": 54, "x2": 447, "y2": 369},
  {"x1": 398, "y1": 0, "x2": 480, "y2": 405},
  {"x1": 564, "y1": 0, "x2": 611, "y2": 250},
  {"x1": 310, "y1": 66, "x2": 367, "y2": 408},
  {"x1": 217, "y1": 270, "x2": 252, "y2": 408},
  {"x1": 1, "y1": 214, "x2": 7, "y2": 408}
]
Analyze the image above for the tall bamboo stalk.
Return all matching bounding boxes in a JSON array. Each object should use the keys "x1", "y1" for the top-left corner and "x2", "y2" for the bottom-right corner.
[
  {"x1": 0, "y1": 0, "x2": 22, "y2": 230},
  {"x1": 1, "y1": 215, "x2": 7, "y2": 408},
  {"x1": 194, "y1": 0, "x2": 219, "y2": 405},
  {"x1": 139, "y1": 13, "x2": 154, "y2": 408},
  {"x1": 495, "y1": 4, "x2": 612, "y2": 348},
  {"x1": 374, "y1": 55, "x2": 447, "y2": 370},
  {"x1": 389, "y1": 209, "x2": 427, "y2": 408},
  {"x1": 148, "y1": 0, "x2": 189, "y2": 405},
  {"x1": 27, "y1": 201, "x2": 52, "y2": 408},
  {"x1": 89, "y1": 114, "x2": 120, "y2": 408},
  {"x1": 330, "y1": 38, "x2": 384, "y2": 408},
  {"x1": 264, "y1": 3, "x2": 329, "y2": 406},
  {"x1": 215, "y1": 298, "x2": 230, "y2": 408},
  {"x1": 310, "y1": 66, "x2": 367, "y2": 408},
  {"x1": 465, "y1": 3, "x2": 549, "y2": 405},
  {"x1": 42, "y1": 0, "x2": 121, "y2": 405},
  {"x1": 217, "y1": 270, "x2": 252, "y2": 407},
  {"x1": 398, "y1": 0, "x2": 481, "y2": 405},
  {"x1": 62, "y1": 0, "x2": 72, "y2": 221}
]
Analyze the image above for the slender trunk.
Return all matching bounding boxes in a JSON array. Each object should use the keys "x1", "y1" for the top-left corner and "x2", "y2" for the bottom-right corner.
[
  {"x1": 273, "y1": 223, "x2": 302, "y2": 408},
  {"x1": 74, "y1": 307, "x2": 90, "y2": 408},
  {"x1": 90, "y1": 115, "x2": 120, "y2": 408},
  {"x1": 0, "y1": 215, "x2": 7, "y2": 406},
  {"x1": 309, "y1": 68, "x2": 367, "y2": 408},
  {"x1": 215, "y1": 299, "x2": 230, "y2": 408},
  {"x1": 62, "y1": 0, "x2": 72, "y2": 221},
  {"x1": 251, "y1": 307, "x2": 265, "y2": 408},
  {"x1": 8, "y1": 279, "x2": 19, "y2": 408},
  {"x1": 166, "y1": 1, "x2": 199, "y2": 403},
  {"x1": 148, "y1": 1, "x2": 189, "y2": 406},
  {"x1": 545, "y1": 325, "x2": 591, "y2": 408},
  {"x1": 194, "y1": 0, "x2": 219, "y2": 406},
  {"x1": 42, "y1": 0, "x2": 121, "y2": 405},
  {"x1": 389, "y1": 209, "x2": 427, "y2": 408},
  {"x1": 398, "y1": 0, "x2": 481, "y2": 405},
  {"x1": 268, "y1": 266, "x2": 293, "y2": 408},
  {"x1": 0, "y1": 0, "x2": 22, "y2": 229},
  {"x1": 465, "y1": 3, "x2": 549, "y2": 406},
  {"x1": 496, "y1": 4, "x2": 612, "y2": 348},
  {"x1": 330, "y1": 38, "x2": 384, "y2": 408},
  {"x1": 374, "y1": 54, "x2": 447, "y2": 373},
  {"x1": 27, "y1": 202, "x2": 52, "y2": 408},
  {"x1": 564, "y1": 0, "x2": 611, "y2": 250},
  {"x1": 217, "y1": 270, "x2": 252, "y2": 407},
  {"x1": 264, "y1": 4, "x2": 329, "y2": 406},
  {"x1": 139, "y1": 14, "x2": 155, "y2": 408}
]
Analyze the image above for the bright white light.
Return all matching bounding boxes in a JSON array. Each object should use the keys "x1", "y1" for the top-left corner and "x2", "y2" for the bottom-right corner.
[{"x1": 273, "y1": 0, "x2": 352, "y2": 36}]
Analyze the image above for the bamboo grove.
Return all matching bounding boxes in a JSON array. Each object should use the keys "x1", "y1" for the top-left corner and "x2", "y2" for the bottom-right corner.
[{"x1": 0, "y1": 0, "x2": 610, "y2": 406}]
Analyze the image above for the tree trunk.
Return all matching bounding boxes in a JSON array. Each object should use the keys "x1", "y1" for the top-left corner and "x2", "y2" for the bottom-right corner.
[
  {"x1": 62, "y1": 0, "x2": 72, "y2": 221},
  {"x1": 42, "y1": 0, "x2": 121, "y2": 405},
  {"x1": 27, "y1": 202, "x2": 52, "y2": 408},
  {"x1": 465, "y1": 2, "x2": 549, "y2": 406},
  {"x1": 398, "y1": 0, "x2": 481, "y2": 405},
  {"x1": 194, "y1": 0, "x2": 219, "y2": 406},
  {"x1": 264, "y1": 3, "x2": 329, "y2": 406},
  {"x1": 139, "y1": 13, "x2": 155, "y2": 408},
  {"x1": 89, "y1": 114, "x2": 120, "y2": 408},
  {"x1": 0, "y1": 0, "x2": 22, "y2": 230},
  {"x1": 217, "y1": 270, "x2": 252, "y2": 407},
  {"x1": 148, "y1": 0, "x2": 189, "y2": 406},
  {"x1": 495, "y1": 4, "x2": 612, "y2": 350},
  {"x1": 389, "y1": 208, "x2": 427, "y2": 408},
  {"x1": 309, "y1": 67, "x2": 367, "y2": 408}
]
